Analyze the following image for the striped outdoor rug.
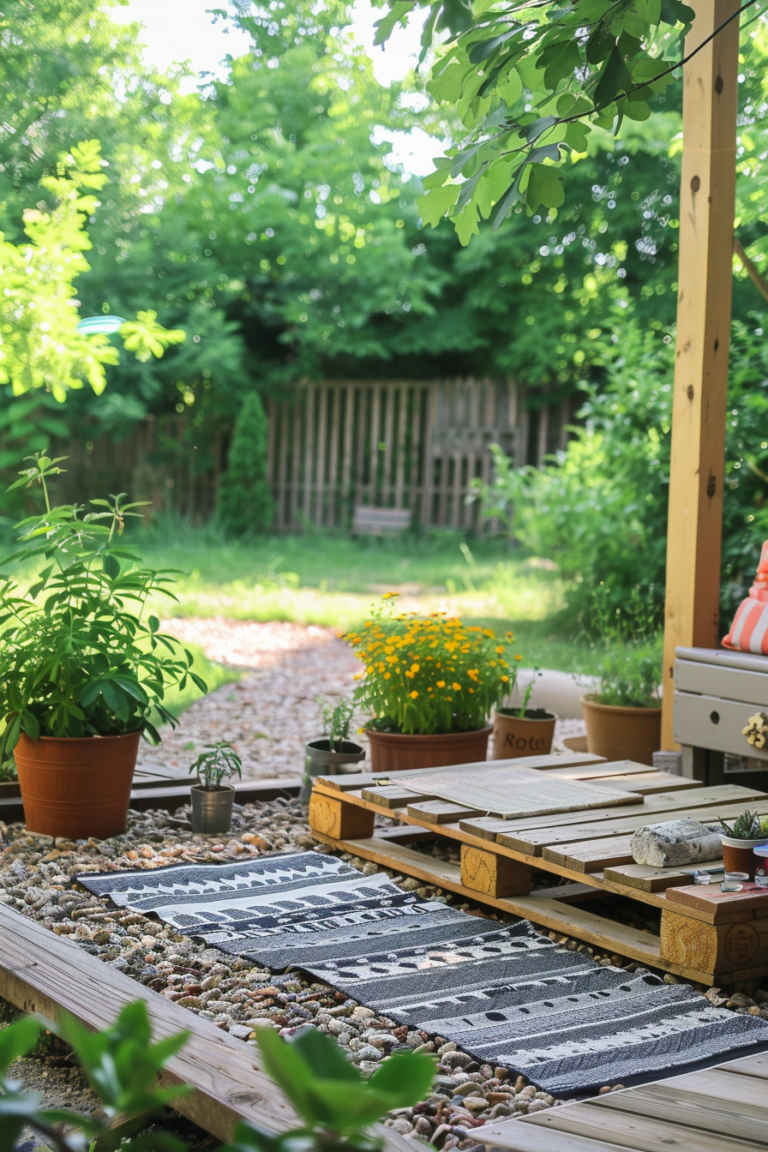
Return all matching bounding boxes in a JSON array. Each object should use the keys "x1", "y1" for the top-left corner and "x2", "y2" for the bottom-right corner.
[{"x1": 78, "y1": 850, "x2": 768, "y2": 1096}]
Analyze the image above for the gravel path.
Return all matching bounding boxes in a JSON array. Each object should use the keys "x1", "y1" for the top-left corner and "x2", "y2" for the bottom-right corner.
[
  {"x1": 2, "y1": 803, "x2": 767, "y2": 1152},
  {"x1": 139, "y1": 619, "x2": 586, "y2": 782}
]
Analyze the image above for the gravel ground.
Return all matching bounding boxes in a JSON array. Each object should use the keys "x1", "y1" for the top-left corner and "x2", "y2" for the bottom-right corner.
[
  {"x1": 138, "y1": 619, "x2": 586, "y2": 782},
  {"x1": 2, "y1": 801, "x2": 768, "y2": 1152}
]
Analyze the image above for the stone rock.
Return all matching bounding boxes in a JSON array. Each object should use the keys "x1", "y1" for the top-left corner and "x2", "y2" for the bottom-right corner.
[{"x1": 630, "y1": 819, "x2": 721, "y2": 867}]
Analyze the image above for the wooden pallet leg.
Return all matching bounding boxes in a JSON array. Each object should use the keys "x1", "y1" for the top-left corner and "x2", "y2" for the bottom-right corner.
[
  {"x1": 660, "y1": 909, "x2": 768, "y2": 981},
  {"x1": 308, "y1": 793, "x2": 375, "y2": 840},
  {"x1": 461, "y1": 844, "x2": 531, "y2": 898}
]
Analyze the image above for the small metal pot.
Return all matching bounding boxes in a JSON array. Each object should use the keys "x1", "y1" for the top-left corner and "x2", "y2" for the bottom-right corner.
[
  {"x1": 300, "y1": 738, "x2": 366, "y2": 804},
  {"x1": 191, "y1": 784, "x2": 235, "y2": 834}
]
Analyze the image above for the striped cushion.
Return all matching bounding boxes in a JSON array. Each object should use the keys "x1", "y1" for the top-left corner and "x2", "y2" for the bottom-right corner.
[{"x1": 723, "y1": 597, "x2": 768, "y2": 654}]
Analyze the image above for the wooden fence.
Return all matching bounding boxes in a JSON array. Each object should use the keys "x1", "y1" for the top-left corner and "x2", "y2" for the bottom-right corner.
[
  {"x1": 268, "y1": 378, "x2": 570, "y2": 532},
  {"x1": 51, "y1": 378, "x2": 572, "y2": 531}
]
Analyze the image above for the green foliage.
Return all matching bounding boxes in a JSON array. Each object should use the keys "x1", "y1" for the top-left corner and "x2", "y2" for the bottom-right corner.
[
  {"x1": 189, "y1": 741, "x2": 243, "y2": 791},
  {"x1": 223, "y1": 1024, "x2": 434, "y2": 1152},
  {"x1": 0, "y1": 454, "x2": 207, "y2": 767},
  {"x1": 586, "y1": 584, "x2": 662, "y2": 707},
  {"x1": 375, "y1": 0, "x2": 691, "y2": 238},
  {"x1": 322, "y1": 699, "x2": 355, "y2": 751},
  {"x1": 0, "y1": 1001, "x2": 188, "y2": 1152},
  {"x1": 718, "y1": 810, "x2": 764, "y2": 841},
  {"x1": 218, "y1": 393, "x2": 275, "y2": 535},
  {"x1": 0, "y1": 141, "x2": 184, "y2": 402}
]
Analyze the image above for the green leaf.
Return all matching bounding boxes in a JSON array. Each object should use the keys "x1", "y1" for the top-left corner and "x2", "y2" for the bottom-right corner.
[
  {"x1": 593, "y1": 46, "x2": 633, "y2": 108},
  {"x1": 0, "y1": 1017, "x2": 43, "y2": 1075},
  {"x1": 254, "y1": 1027, "x2": 317, "y2": 1125},
  {"x1": 367, "y1": 1051, "x2": 435, "y2": 1105},
  {"x1": 373, "y1": 0, "x2": 410, "y2": 46},
  {"x1": 417, "y1": 181, "x2": 460, "y2": 228},
  {"x1": 537, "y1": 37, "x2": 581, "y2": 88},
  {"x1": 525, "y1": 163, "x2": 565, "y2": 212},
  {"x1": 290, "y1": 1027, "x2": 360, "y2": 1083}
]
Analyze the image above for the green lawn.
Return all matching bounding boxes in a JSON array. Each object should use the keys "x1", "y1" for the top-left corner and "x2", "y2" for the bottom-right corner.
[{"x1": 136, "y1": 523, "x2": 599, "y2": 674}]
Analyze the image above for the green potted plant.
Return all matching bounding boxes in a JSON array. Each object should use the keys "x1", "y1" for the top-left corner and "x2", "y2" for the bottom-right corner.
[
  {"x1": 580, "y1": 586, "x2": 662, "y2": 765},
  {"x1": 0, "y1": 454, "x2": 207, "y2": 840},
  {"x1": 718, "y1": 810, "x2": 768, "y2": 879},
  {"x1": 224, "y1": 1024, "x2": 434, "y2": 1152},
  {"x1": 189, "y1": 741, "x2": 243, "y2": 834},
  {"x1": 492, "y1": 668, "x2": 556, "y2": 759},
  {"x1": 345, "y1": 595, "x2": 514, "y2": 771},
  {"x1": 300, "y1": 700, "x2": 365, "y2": 804}
]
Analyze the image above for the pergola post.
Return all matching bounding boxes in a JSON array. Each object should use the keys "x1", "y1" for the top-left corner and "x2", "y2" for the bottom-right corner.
[{"x1": 660, "y1": 0, "x2": 741, "y2": 752}]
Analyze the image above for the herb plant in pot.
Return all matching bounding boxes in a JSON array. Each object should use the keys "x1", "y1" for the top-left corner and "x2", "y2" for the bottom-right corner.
[
  {"x1": 718, "y1": 810, "x2": 768, "y2": 880},
  {"x1": 189, "y1": 742, "x2": 242, "y2": 834},
  {"x1": 345, "y1": 596, "x2": 513, "y2": 772},
  {"x1": 492, "y1": 669, "x2": 556, "y2": 759},
  {"x1": 580, "y1": 587, "x2": 662, "y2": 765},
  {"x1": 0, "y1": 454, "x2": 208, "y2": 840},
  {"x1": 300, "y1": 699, "x2": 365, "y2": 804}
]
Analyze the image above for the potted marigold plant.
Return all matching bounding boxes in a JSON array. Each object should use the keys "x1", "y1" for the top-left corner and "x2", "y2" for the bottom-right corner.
[
  {"x1": 345, "y1": 595, "x2": 515, "y2": 772},
  {"x1": 0, "y1": 454, "x2": 207, "y2": 840}
]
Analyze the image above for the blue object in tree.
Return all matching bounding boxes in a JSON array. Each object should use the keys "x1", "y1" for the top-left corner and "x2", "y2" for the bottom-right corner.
[{"x1": 76, "y1": 315, "x2": 126, "y2": 335}]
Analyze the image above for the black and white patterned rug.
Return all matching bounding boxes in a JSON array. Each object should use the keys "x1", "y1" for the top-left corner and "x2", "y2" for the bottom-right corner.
[{"x1": 78, "y1": 851, "x2": 768, "y2": 1096}]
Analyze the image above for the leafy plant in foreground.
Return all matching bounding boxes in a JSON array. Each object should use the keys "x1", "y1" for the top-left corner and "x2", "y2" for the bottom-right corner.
[
  {"x1": 0, "y1": 1001, "x2": 189, "y2": 1152},
  {"x1": 224, "y1": 1025, "x2": 435, "y2": 1152},
  {"x1": 0, "y1": 454, "x2": 207, "y2": 767}
]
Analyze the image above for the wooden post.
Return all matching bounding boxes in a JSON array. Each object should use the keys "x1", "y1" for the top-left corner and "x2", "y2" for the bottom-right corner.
[{"x1": 661, "y1": 0, "x2": 740, "y2": 750}]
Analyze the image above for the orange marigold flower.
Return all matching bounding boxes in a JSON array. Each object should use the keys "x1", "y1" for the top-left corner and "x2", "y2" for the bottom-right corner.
[
  {"x1": 495, "y1": 645, "x2": 505, "y2": 655},
  {"x1": 409, "y1": 690, "x2": 419, "y2": 699},
  {"x1": 515, "y1": 654, "x2": 522, "y2": 661},
  {"x1": 384, "y1": 672, "x2": 391, "y2": 680},
  {"x1": 437, "y1": 680, "x2": 445, "y2": 688},
  {"x1": 452, "y1": 682, "x2": 461, "y2": 691},
  {"x1": 501, "y1": 675, "x2": 509, "y2": 682}
]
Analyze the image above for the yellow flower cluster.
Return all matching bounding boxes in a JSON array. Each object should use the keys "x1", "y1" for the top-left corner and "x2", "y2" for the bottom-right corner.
[{"x1": 345, "y1": 597, "x2": 520, "y2": 736}]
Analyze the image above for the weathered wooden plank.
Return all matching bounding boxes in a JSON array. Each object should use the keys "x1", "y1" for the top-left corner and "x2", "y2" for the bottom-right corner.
[
  {"x1": 317, "y1": 752, "x2": 605, "y2": 793},
  {"x1": 604, "y1": 862, "x2": 724, "y2": 893},
  {"x1": 592, "y1": 1080, "x2": 768, "y2": 1145},
  {"x1": 661, "y1": 0, "x2": 741, "y2": 749},
  {"x1": 407, "y1": 800, "x2": 478, "y2": 823},
  {"x1": 603, "y1": 772, "x2": 702, "y2": 795},
  {"x1": 545, "y1": 835, "x2": 636, "y2": 874}
]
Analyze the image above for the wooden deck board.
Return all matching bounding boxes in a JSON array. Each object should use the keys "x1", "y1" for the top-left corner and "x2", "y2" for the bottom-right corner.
[
  {"x1": 471, "y1": 1055, "x2": 768, "y2": 1152},
  {"x1": 0, "y1": 905, "x2": 413, "y2": 1152}
]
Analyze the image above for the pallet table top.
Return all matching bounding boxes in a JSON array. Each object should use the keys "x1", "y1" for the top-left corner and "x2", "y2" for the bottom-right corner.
[{"x1": 309, "y1": 758, "x2": 768, "y2": 983}]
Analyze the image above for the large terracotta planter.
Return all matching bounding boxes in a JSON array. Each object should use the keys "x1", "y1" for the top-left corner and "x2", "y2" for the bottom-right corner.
[
  {"x1": 580, "y1": 696, "x2": 661, "y2": 766},
  {"x1": 365, "y1": 726, "x2": 492, "y2": 773},
  {"x1": 492, "y1": 709, "x2": 556, "y2": 760},
  {"x1": 14, "y1": 731, "x2": 141, "y2": 840}
]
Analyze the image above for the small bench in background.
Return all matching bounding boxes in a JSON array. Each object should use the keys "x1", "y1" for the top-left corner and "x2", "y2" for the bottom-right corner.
[{"x1": 352, "y1": 505, "x2": 411, "y2": 537}]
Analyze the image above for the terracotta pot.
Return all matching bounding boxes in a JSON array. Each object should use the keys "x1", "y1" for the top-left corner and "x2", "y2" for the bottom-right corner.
[
  {"x1": 721, "y1": 836, "x2": 768, "y2": 881},
  {"x1": 580, "y1": 696, "x2": 661, "y2": 766},
  {"x1": 14, "y1": 731, "x2": 140, "y2": 840},
  {"x1": 365, "y1": 726, "x2": 491, "y2": 773},
  {"x1": 492, "y1": 709, "x2": 556, "y2": 760}
]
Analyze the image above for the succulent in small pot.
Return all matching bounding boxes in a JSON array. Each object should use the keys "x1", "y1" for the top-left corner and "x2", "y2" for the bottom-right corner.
[
  {"x1": 301, "y1": 699, "x2": 365, "y2": 803},
  {"x1": 189, "y1": 741, "x2": 242, "y2": 834},
  {"x1": 0, "y1": 454, "x2": 208, "y2": 840},
  {"x1": 717, "y1": 810, "x2": 768, "y2": 880}
]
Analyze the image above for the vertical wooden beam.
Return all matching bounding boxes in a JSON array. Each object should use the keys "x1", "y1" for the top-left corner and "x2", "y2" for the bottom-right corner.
[{"x1": 661, "y1": 0, "x2": 740, "y2": 750}]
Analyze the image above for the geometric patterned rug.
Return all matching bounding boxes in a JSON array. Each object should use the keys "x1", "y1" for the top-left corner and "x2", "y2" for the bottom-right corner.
[{"x1": 78, "y1": 850, "x2": 768, "y2": 1096}]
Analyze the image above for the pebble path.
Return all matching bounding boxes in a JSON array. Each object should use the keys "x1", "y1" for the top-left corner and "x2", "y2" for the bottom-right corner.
[{"x1": 2, "y1": 799, "x2": 768, "y2": 1151}]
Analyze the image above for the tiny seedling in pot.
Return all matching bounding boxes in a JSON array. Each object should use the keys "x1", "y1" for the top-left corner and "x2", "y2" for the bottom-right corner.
[
  {"x1": 189, "y1": 741, "x2": 242, "y2": 834},
  {"x1": 301, "y1": 698, "x2": 365, "y2": 803}
]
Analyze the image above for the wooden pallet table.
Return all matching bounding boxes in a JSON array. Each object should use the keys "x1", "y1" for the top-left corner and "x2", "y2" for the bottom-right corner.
[
  {"x1": 471, "y1": 1052, "x2": 768, "y2": 1151},
  {"x1": 308, "y1": 757, "x2": 768, "y2": 984}
]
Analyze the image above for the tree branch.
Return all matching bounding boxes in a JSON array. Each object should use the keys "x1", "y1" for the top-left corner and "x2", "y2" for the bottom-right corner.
[{"x1": 734, "y1": 235, "x2": 768, "y2": 304}]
